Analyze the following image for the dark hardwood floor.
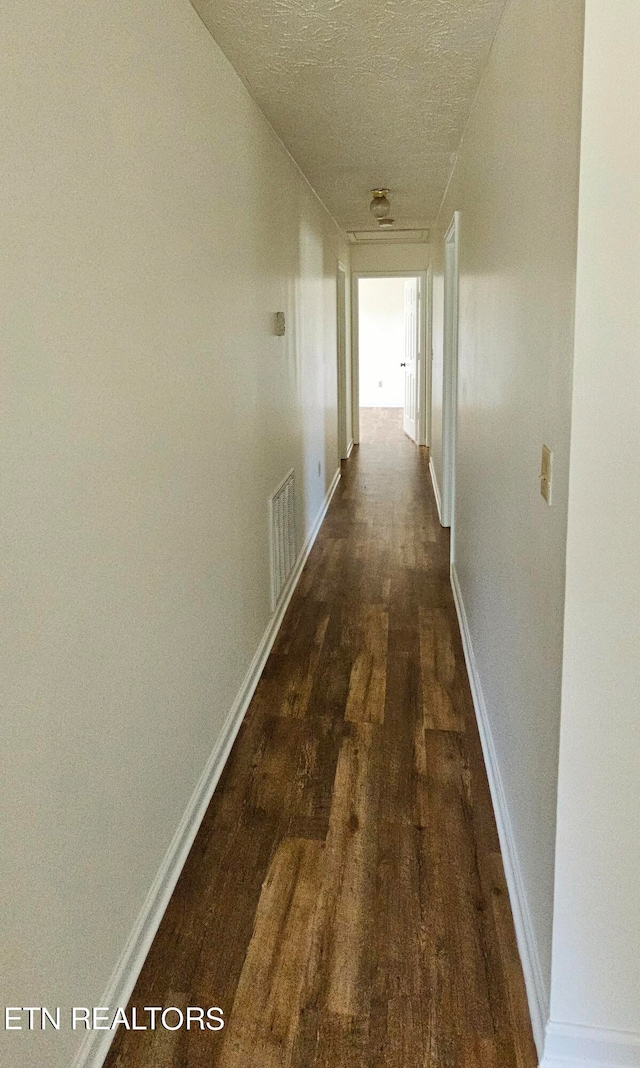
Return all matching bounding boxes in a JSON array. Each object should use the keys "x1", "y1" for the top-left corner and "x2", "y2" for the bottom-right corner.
[{"x1": 105, "y1": 407, "x2": 537, "y2": 1068}]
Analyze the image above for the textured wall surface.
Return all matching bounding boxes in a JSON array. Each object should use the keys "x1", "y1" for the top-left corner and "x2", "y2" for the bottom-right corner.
[
  {"x1": 191, "y1": 0, "x2": 507, "y2": 230},
  {"x1": 0, "y1": 0, "x2": 347, "y2": 1063},
  {"x1": 430, "y1": 0, "x2": 584, "y2": 1031},
  {"x1": 550, "y1": 0, "x2": 640, "y2": 1043},
  {"x1": 350, "y1": 241, "x2": 430, "y2": 273}
]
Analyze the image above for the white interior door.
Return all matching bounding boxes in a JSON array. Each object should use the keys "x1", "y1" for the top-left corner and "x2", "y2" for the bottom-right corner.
[
  {"x1": 403, "y1": 277, "x2": 418, "y2": 441},
  {"x1": 336, "y1": 263, "x2": 348, "y2": 459},
  {"x1": 442, "y1": 212, "x2": 460, "y2": 536}
]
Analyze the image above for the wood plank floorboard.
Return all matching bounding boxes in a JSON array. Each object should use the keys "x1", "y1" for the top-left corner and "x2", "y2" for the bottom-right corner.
[{"x1": 105, "y1": 408, "x2": 536, "y2": 1068}]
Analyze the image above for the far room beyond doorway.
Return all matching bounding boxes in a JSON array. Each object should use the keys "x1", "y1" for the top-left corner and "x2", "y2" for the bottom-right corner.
[
  {"x1": 358, "y1": 277, "x2": 407, "y2": 409},
  {"x1": 355, "y1": 273, "x2": 426, "y2": 447}
]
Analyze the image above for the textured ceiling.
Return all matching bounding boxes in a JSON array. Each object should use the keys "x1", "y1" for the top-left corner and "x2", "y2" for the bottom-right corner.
[{"x1": 190, "y1": 0, "x2": 507, "y2": 232}]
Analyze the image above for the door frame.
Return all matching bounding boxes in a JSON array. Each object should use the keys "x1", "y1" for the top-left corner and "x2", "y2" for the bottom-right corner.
[
  {"x1": 351, "y1": 270, "x2": 428, "y2": 446},
  {"x1": 442, "y1": 212, "x2": 460, "y2": 544},
  {"x1": 423, "y1": 266, "x2": 434, "y2": 448},
  {"x1": 336, "y1": 261, "x2": 350, "y2": 460}
]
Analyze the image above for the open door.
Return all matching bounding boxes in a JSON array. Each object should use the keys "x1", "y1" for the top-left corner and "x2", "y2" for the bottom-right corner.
[
  {"x1": 403, "y1": 277, "x2": 418, "y2": 441},
  {"x1": 442, "y1": 212, "x2": 460, "y2": 537},
  {"x1": 336, "y1": 262, "x2": 349, "y2": 459}
]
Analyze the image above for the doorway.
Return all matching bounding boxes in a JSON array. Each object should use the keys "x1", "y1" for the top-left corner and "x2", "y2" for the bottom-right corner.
[
  {"x1": 352, "y1": 272, "x2": 428, "y2": 447},
  {"x1": 336, "y1": 262, "x2": 350, "y2": 460},
  {"x1": 441, "y1": 213, "x2": 460, "y2": 542}
]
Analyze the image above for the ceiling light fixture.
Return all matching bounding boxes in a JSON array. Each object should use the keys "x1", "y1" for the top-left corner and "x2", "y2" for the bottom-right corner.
[
  {"x1": 378, "y1": 217, "x2": 395, "y2": 228},
  {"x1": 369, "y1": 188, "x2": 391, "y2": 220}
]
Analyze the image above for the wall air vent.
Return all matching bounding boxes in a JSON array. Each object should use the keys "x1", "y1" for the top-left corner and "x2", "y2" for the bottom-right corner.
[{"x1": 269, "y1": 469, "x2": 296, "y2": 610}]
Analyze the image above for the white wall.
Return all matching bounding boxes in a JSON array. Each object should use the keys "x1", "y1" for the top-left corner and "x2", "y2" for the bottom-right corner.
[
  {"x1": 350, "y1": 241, "x2": 429, "y2": 274},
  {"x1": 0, "y1": 1, "x2": 347, "y2": 1064},
  {"x1": 358, "y1": 278, "x2": 406, "y2": 407},
  {"x1": 542, "y1": 4, "x2": 640, "y2": 1063},
  {"x1": 429, "y1": 0, "x2": 584, "y2": 1046}
]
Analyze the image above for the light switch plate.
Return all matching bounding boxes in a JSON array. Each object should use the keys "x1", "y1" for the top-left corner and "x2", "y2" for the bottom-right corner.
[{"x1": 540, "y1": 445, "x2": 553, "y2": 505}]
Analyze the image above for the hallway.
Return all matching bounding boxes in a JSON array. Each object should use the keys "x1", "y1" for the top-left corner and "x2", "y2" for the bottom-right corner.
[{"x1": 105, "y1": 409, "x2": 536, "y2": 1068}]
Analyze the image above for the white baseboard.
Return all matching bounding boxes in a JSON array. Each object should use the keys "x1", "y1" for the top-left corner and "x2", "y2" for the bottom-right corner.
[
  {"x1": 450, "y1": 563, "x2": 548, "y2": 1058},
  {"x1": 540, "y1": 1021, "x2": 640, "y2": 1067},
  {"x1": 346, "y1": 438, "x2": 354, "y2": 459},
  {"x1": 72, "y1": 467, "x2": 341, "y2": 1068},
  {"x1": 429, "y1": 456, "x2": 444, "y2": 526}
]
